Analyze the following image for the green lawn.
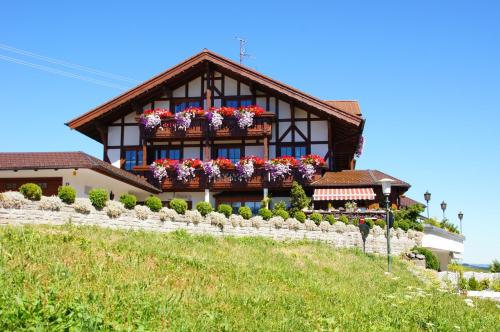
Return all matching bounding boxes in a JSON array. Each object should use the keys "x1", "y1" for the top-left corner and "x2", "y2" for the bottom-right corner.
[{"x1": 0, "y1": 225, "x2": 497, "y2": 331}]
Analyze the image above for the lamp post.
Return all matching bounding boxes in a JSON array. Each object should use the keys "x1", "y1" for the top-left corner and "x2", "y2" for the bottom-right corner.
[
  {"x1": 440, "y1": 201, "x2": 447, "y2": 220},
  {"x1": 424, "y1": 191, "x2": 431, "y2": 219},
  {"x1": 379, "y1": 178, "x2": 394, "y2": 273},
  {"x1": 458, "y1": 211, "x2": 464, "y2": 234}
]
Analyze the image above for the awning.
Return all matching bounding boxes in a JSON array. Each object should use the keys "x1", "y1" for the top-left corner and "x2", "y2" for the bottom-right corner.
[{"x1": 313, "y1": 188, "x2": 376, "y2": 201}]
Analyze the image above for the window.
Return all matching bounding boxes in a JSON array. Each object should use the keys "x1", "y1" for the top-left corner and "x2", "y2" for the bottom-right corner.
[
  {"x1": 240, "y1": 99, "x2": 252, "y2": 107},
  {"x1": 124, "y1": 149, "x2": 143, "y2": 172},
  {"x1": 217, "y1": 147, "x2": 241, "y2": 164},
  {"x1": 244, "y1": 201, "x2": 260, "y2": 215},
  {"x1": 174, "y1": 100, "x2": 200, "y2": 113},
  {"x1": 223, "y1": 201, "x2": 260, "y2": 215},
  {"x1": 155, "y1": 148, "x2": 181, "y2": 160},
  {"x1": 280, "y1": 144, "x2": 307, "y2": 158},
  {"x1": 225, "y1": 99, "x2": 238, "y2": 108},
  {"x1": 225, "y1": 99, "x2": 252, "y2": 108}
]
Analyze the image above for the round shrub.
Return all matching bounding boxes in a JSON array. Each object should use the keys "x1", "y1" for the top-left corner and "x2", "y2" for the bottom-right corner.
[
  {"x1": 411, "y1": 222, "x2": 424, "y2": 232},
  {"x1": 195, "y1": 201, "x2": 213, "y2": 216},
  {"x1": 365, "y1": 219, "x2": 374, "y2": 229},
  {"x1": 396, "y1": 220, "x2": 410, "y2": 231},
  {"x1": 274, "y1": 209, "x2": 289, "y2": 220},
  {"x1": 412, "y1": 247, "x2": 440, "y2": 271},
  {"x1": 57, "y1": 185, "x2": 76, "y2": 204},
  {"x1": 258, "y1": 208, "x2": 273, "y2": 220},
  {"x1": 119, "y1": 193, "x2": 137, "y2": 210},
  {"x1": 338, "y1": 215, "x2": 349, "y2": 225},
  {"x1": 170, "y1": 198, "x2": 187, "y2": 215},
  {"x1": 238, "y1": 206, "x2": 252, "y2": 220},
  {"x1": 217, "y1": 204, "x2": 232, "y2": 218},
  {"x1": 310, "y1": 212, "x2": 323, "y2": 225},
  {"x1": 19, "y1": 183, "x2": 42, "y2": 201},
  {"x1": 88, "y1": 188, "x2": 108, "y2": 210},
  {"x1": 468, "y1": 277, "x2": 479, "y2": 291},
  {"x1": 351, "y1": 217, "x2": 359, "y2": 226},
  {"x1": 145, "y1": 196, "x2": 162, "y2": 212},
  {"x1": 324, "y1": 214, "x2": 336, "y2": 225},
  {"x1": 374, "y1": 219, "x2": 386, "y2": 229},
  {"x1": 294, "y1": 211, "x2": 306, "y2": 223}
]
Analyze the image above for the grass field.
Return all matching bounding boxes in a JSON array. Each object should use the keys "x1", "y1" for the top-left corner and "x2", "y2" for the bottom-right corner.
[{"x1": 0, "y1": 225, "x2": 498, "y2": 331}]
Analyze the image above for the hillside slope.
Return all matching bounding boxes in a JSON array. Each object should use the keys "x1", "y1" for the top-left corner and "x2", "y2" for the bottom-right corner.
[{"x1": 0, "y1": 225, "x2": 497, "y2": 331}]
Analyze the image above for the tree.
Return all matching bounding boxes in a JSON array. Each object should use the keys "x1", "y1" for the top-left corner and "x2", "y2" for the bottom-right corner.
[
  {"x1": 490, "y1": 259, "x2": 500, "y2": 273},
  {"x1": 290, "y1": 181, "x2": 310, "y2": 216}
]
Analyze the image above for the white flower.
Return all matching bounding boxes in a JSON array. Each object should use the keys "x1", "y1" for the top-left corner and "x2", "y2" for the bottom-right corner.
[
  {"x1": 319, "y1": 221, "x2": 331, "y2": 232},
  {"x1": 286, "y1": 218, "x2": 301, "y2": 231},
  {"x1": 39, "y1": 196, "x2": 63, "y2": 211},
  {"x1": 269, "y1": 216, "x2": 284, "y2": 229},
  {"x1": 250, "y1": 216, "x2": 263, "y2": 228},
  {"x1": 73, "y1": 198, "x2": 92, "y2": 214},
  {"x1": 159, "y1": 207, "x2": 178, "y2": 222},
  {"x1": 464, "y1": 298, "x2": 474, "y2": 307},
  {"x1": 304, "y1": 219, "x2": 317, "y2": 231},
  {"x1": 332, "y1": 222, "x2": 347, "y2": 233},
  {"x1": 0, "y1": 191, "x2": 28, "y2": 209},
  {"x1": 229, "y1": 214, "x2": 245, "y2": 227},
  {"x1": 104, "y1": 200, "x2": 126, "y2": 218},
  {"x1": 185, "y1": 210, "x2": 204, "y2": 225},
  {"x1": 207, "y1": 211, "x2": 227, "y2": 229},
  {"x1": 134, "y1": 205, "x2": 149, "y2": 220}
]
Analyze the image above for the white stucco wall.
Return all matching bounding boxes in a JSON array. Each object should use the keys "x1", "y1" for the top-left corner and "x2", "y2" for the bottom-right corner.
[
  {"x1": 107, "y1": 126, "x2": 121, "y2": 146},
  {"x1": 278, "y1": 100, "x2": 291, "y2": 119},
  {"x1": 422, "y1": 233, "x2": 464, "y2": 254},
  {"x1": 311, "y1": 121, "x2": 328, "y2": 141},
  {"x1": 224, "y1": 77, "x2": 237, "y2": 95},
  {"x1": 123, "y1": 126, "x2": 140, "y2": 145},
  {"x1": 188, "y1": 77, "x2": 202, "y2": 97},
  {"x1": 311, "y1": 144, "x2": 328, "y2": 158},
  {"x1": 0, "y1": 169, "x2": 153, "y2": 200},
  {"x1": 107, "y1": 149, "x2": 121, "y2": 168}
]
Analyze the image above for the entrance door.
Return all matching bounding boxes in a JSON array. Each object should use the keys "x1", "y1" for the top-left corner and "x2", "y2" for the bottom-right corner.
[{"x1": 0, "y1": 177, "x2": 63, "y2": 196}]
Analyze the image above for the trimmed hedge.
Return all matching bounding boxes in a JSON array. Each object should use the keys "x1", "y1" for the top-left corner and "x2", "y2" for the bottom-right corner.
[
  {"x1": 217, "y1": 204, "x2": 232, "y2": 218},
  {"x1": 88, "y1": 188, "x2": 108, "y2": 210},
  {"x1": 119, "y1": 193, "x2": 137, "y2": 210},
  {"x1": 19, "y1": 183, "x2": 42, "y2": 201},
  {"x1": 258, "y1": 208, "x2": 273, "y2": 220},
  {"x1": 196, "y1": 201, "x2": 213, "y2": 217},
  {"x1": 294, "y1": 211, "x2": 306, "y2": 223},
  {"x1": 309, "y1": 212, "x2": 322, "y2": 226},
  {"x1": 338, "y1": 215, "x2": 349, "y2": 225},
  {"x1": 170, "y1": 198, "x2": 187, "y2": 215},
  {"x1": 57, "y1": 185, "x2": 76, "y2": 204},
  {"x1": 238, "y1": 206, "x2": 252, "y2": 220},
  {"x1": 325, "y1": 214, "x2": 336, "y2": 225},
  {"x1": 145, "y1": 196, "x2": 162, "y2": 212},
  {"x1": 274, "y1": 209, "x2": 289, "y2": 220}
]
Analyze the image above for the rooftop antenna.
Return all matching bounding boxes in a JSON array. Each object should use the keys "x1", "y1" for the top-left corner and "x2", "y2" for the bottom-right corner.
[{"x1": 236, "y1": 37, "x2": 252, "y2": 65}]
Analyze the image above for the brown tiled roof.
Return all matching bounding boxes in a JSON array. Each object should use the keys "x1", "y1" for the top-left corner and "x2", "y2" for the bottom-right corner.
[
  {"x1": 67, "y1": 49, "x2": 363, "y2": 131},
  {"x1": 311, "y1": 170, "x2": 410, "y2": 188},
  {"x1": 399, "y1": 196, "x2": 425, "y2": 208},
  {"x1": 0, "y1": 152, "x2": 160, "y2": 193},
  {"x1": 323, "y1": 101, "x2": 361, "y2": 117}
]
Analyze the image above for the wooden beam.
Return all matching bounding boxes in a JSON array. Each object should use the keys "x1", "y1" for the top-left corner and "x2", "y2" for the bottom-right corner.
[
  {"x1": 328, "y1": 118, "x2": 334, "y2": 170},
  {"x1": 263, "y1": 136, "x2": 269, "y2": 160}
]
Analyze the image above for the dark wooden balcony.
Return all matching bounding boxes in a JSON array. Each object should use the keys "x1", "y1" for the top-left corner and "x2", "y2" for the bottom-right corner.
[
  {"x1": 133, "y1": 166, "x2": 322, "y2": 192},
  {"x1": 144, "y1": 113, "x2": 274, "y2": 140}
]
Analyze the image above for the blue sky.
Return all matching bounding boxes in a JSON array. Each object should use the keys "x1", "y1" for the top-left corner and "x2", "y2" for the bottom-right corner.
[{"x1": 1, "y1": 1, "x2": 498, "y2": 264}]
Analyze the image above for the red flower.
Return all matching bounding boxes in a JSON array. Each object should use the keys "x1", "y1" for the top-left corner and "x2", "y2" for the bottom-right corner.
[
  {"x1": 300, "y1": 154, "x2": 325, "y2": 167},
  {"x1": 184, "y1": 158, "x2": 202, "y2": 169},
  {"x1": 184, "y1": 107, "x2": 205, "y2": 116},
  {"x1": 240, "y1": 105, "x2": 265, "y2": 116},
  {"x1": 242, "y1": 156, "x2": 265, "y2": 167},
  {"x1": 214, "y1": 157, "x2": 233, "y2": 169}
]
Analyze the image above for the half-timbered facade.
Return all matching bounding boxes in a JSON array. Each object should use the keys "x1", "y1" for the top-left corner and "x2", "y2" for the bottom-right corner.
[{"x1": 66, "y1": 49, "x2": 368, "y2": 209}]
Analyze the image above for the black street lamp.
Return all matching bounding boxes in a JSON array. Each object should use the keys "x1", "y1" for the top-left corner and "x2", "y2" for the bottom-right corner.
[
  {"x1": 440, "y1": 201, "x2": 447, "y2": 220},
  {"x1": 458, "y1": 211, "x2": 464, "y2": 234},
  {"x1": 379, "y1": 178, "x2": 394, "y2": 273},
  {"x1": 424, "y1": 191, "x2": 431, "y2": 219}
]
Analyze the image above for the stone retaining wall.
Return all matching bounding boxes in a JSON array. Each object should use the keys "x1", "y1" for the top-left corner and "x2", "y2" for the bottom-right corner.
[
  {"x1": 438, "y1": 271, "x2": 500, "y2": 285},
  {"x1": 0, "y1": 202, "x2": 423, "y2": 255}
]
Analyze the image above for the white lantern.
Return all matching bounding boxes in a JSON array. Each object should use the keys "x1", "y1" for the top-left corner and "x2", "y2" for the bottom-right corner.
[{"x1": 379, "y1": 178, "x2": 394, "y2": 196}]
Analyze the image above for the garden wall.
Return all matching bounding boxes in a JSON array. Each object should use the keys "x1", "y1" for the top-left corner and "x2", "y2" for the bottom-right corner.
[{"x1": 0, "y1": 202, "x2": 423, "y2": 255}]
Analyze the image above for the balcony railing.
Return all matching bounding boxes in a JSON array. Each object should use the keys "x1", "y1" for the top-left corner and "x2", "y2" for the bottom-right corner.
[
  {"x1": 133, "y1": 166, "x2": 322, "y2": 191},
  {"x1": 140, "y1": 113, "x2": 274, "y2": 140}
]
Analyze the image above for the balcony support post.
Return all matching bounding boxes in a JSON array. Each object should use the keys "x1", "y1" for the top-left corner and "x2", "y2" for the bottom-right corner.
[
  {"x1": 263, "y1": 188, "x2": 269, "y2": 209},
  {"x1": 204, "y1": 188, "x2": 210, "y2": 203},
  {"x1": 263, "y1": 136, "x2": 269, "y2": 160},
  {"x1": 203, "y1": 64, "x2": 212, "y2": 162}
]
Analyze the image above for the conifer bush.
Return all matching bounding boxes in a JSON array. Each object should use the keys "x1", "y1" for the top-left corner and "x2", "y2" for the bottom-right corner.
[
  {"x1": 238, "y1": 206, "x2": 252, "y2": 220},
  {"x1": 119, "y1": 193, "x2": 137, "y2": 210},
  {"x1": 169, "y1": 198, "x2": 188, "y2": 215},
  {"x1": 217, "y1": 204, "x2": 233, "y2": 218},
  {"x1": 309, "y1": 212, "x2": 322, "y2": 225},
  {"x1": 258, "y1": 208, "x2": 273, "y2": 220},
  {"x1": 294, "y1": 211, "x2": 306, "y2": 223},
  {"x1": 195, "y1": 201, "x2": 213, "y2": 216},
  {"x1": 274, "y1": 209, "x2": 289, "y2": 220},
  {"x1": 88, "y1": 188, "x2": 108, "y2": 210},
  {"x1": 145, "y1": 196, "x2": 162, "y2": 212},
  {"x1": 325, "y1": 214, "x2": 336, "y2": 225}
]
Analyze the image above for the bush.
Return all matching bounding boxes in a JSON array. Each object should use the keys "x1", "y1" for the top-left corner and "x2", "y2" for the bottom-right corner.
[
  {"x1": 238, "y1": 206, "x2": 252, "y2": 220},
  {"x1": 258, "y1": 208, "x2": 273, "y2": 220},
  {"x1": 159, "y1": 207, "x2": 178, "y2": 222},
  {"x1": 104, "y1": 200, "x2": 125, "y2": 218},
  {"x1": 272, "y1": 200, "x2": 287, "y2": 213},
  {"x1": 134, "y1": 205, "x2": 149, "y2": 220},
  {"x1": 294, "y1": 211, "x2": 307, "y2": 223},
  {"x1": 351, "y1": 217, "x2": 359, "y2": 226},
  {"x1": 412, "y1": 247, "x2": 440, "y2": 271},
  {"x1": 478, "y1": 279, "x2": 490, "y2": 291},
  {"x1": 0, "y1": 191, "x2": 28, "y2": 209},
  {"x1": 217, "y1": 204, "x2": 232, "y2": 218},
  {"x1": 339, "y1": 215, "x2": 349, "y2": 225},
  {"x1": 195, "y1": 201, "x2": 213, "y2": 216},
  {"x1": 411, "y1": 222, "x2": 424, "y2": 232},
  {"x1": 274, "y1": 209, "x2": 289, "y2": 220},
  {"x1": 396, "y1": 220, "x2": 410, "y2": 231},
  {"x1": 310, "y1": 212, "x2": 322, "y2": 226},
  {"x1": 490, "y1": 259, "x2": 500, "y2": 273},
  {"x1": 186, "y1": 210, "x2": 204, "y2": 224},
  {"x1": 458, "y1": 277, "x2": 469, "y2": 290},
  {"x1": 57, "y1": 185, "x2": 76, "y2": 204},
  {"x1": 170, "y1": 199, "x2": 187, "y2": 215},
  {"x1": 19, "y1": 183, "x2": 42, "y2": 201},
  {"x1": 145, "y1": 196, "x2": 162, "y2": 212},
  {"x1": 290, "y1": 181, "x2": 310, "y2": 211},
  {"x1": 89, "y1": 188, "x2": 108, "y2": 209},
  {"x1": 491, "y1": 279, "x2": 500, "y2": 292},
  {"x1": 119, "y1": 193, "x2": 137, "y2": 210},
  {"x1": 374, "y1": 219, "x2": 386, "y2": 229},
  {"x1": 365, "y1": 219, "x2": 374, "y2": 229},
  {"x1": 468, "y1": 277, "x2": 479, "y2": 291},
  {"x1": 39, "y1": 196, "x2": 63, "y2": 211},
  {"x1": 73, "y1": 198, "x2": 92, "y2": 214},
  {"x1": 325, "y1": 214, "x2": 336, "y2": 225}
]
